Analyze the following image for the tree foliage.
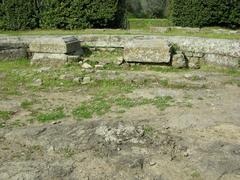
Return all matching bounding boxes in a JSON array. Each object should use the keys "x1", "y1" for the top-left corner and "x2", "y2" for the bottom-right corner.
[
  {"x1": 171, "y1": 0, "x2": 240, "y2": 28},
  {"x1": 126, "y1": 0, "x2": 169, "y2": 18},
  {"x1": 0, "y1": 0, "x2": 126, "y2": 30}
]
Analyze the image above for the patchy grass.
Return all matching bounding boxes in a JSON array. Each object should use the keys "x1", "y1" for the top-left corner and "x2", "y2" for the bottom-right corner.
[
  {"x1": 224, "y1": 79, "x2": 240, "y2": 87},
  {"x1": 72, "y1": 97, "x2": 111, "y2": 120},
  {"x1": 62, "y1": 147, "x2": 75, "y2": 158},
  {"x1": 129, "y1": 18, "x2": 173, "y2": 29},
  {"x1": 0, "y1": 111, "x2": 13, "y2": 120},
  {"x1": 73, "y1": 95, "x2": 174, "y2": 120},
  {"x1": 21, "y1": 100, "x2": 35, "y2": 109},
  {"x1": 36, "y1": 107, "x2": 65, "y2": 122},
  {"x1": 153, "y1": 96, "x2": 174, "y2": 110},
  {"x1": 143, "y1": 126, "x2": 154, "y2": 136},
  {"x1": 113, "y1": 96, "x2": 153, "y2": 108},
  {"x1": 0, "y1": 59, "x2": 86, "y2": 96},
  {"x1": 0, "y1": 18, "x2": 239, "y2": 39},
  {"x1": 201, "y1": 65, "x2": 240, "y2": 77},
  {"x1": 83, "y1": 48, "x2": 123, "y2": 64}
]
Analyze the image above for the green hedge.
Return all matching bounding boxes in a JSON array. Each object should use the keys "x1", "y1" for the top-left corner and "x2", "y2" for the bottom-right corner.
[
  {"x1": 171, "y1": 0, "x2": 240, "y2": 28},
  {"x1": 0, "y1": 0, "x2": 38, "y2": 30},
  {"x1": 0, "y1": 0, "x2": 126, "y2": 30}
]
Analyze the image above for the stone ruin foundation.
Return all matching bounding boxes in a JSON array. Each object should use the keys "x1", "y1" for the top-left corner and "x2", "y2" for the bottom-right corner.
[{"x1": 29, "y1": 36, "x2": 83, "y2": 66}]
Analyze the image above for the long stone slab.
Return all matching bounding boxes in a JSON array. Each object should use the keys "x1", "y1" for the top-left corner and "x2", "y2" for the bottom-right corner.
[
  {"x1": 29, "y1": 36, "x2": 81, "y2": 54},
  {"x1": 0, "y1": 47, "x2": 27, "y2": 61},
  {"x1": 31, "y1": 52, "x2": 82, "y2": 66},
  {"x1": 124, "y1": 40, "x2": 171, "y2": 63}
]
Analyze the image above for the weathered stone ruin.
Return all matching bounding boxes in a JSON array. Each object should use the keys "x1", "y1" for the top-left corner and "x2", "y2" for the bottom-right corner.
[
  {"x1": 29, "y1": 36, "x2": 83, "y2": 66},
  {"x1": 124, "y1": 40, "x2": 172, "y2": 64},
  {"x1": 0, "y1": 35, "x2": 239, "y2": 68}
]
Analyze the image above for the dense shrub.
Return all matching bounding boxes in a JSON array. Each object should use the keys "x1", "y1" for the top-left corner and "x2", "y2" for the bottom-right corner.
[
  {"x1": 0, "y1": 0, "x2": 38, "y2": 30},
  {"x1": 126, "y1": 0, "x2": 169, "y2": 18},
  {"x1": 0, "y1": 0, "x2": 126, "y2": 30},
  {"x1": 171, "y1": 0, "x2": 240, "y2": 28}
]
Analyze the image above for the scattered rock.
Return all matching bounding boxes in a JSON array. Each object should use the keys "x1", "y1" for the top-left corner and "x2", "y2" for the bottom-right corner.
[
  {"x1": 73, "y1": 77, "x2": 82, "y2": 83},
  {"x1": 116, "y1": 57, "x2": 124, "y2": 65},
  {"x1": 184, "y1": 73, "x2": 206, "y2": 80},
  {"x1": 32, "y1": 79, "x2": 43, "y2": 86},
  {"x1": 82, "y1": 63, "x2": 93, "y2": 69},
  {"x1": 0, "y1": 72, "x2": 6, "y2": 79},
  {"x1": 129, "y1": 157, "x2": 144, "y2": 169},
  {"x1": 149, "y1": 161, "x2": 157, "y2": 166},
  {"x1": 81, "y1": 76, "x2": 91, "y2": 84},
  {"x1": 59, "y1": 74, "x2": 74, "y2": 80},
  {"x1": 36, "y1": 67, "x2": 51, "y2": 73},
  {"x1": 95, "y1": 64, "x2": 104, "y2": 69}
]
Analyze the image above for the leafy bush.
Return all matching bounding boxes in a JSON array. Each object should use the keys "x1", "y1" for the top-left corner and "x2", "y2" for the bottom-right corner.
[
  {"x1": 126, "y1": 0, "x2": 169, "y2": 18},
  {"x1": 0, "y1": 0, "x2": 38, "y2": 30},
  {"x1": 171, "y1": 0, "x2": 240, "y2": 28},
  {"x1": 0, "y1": 0, "x2": 127, "y2": 30}
]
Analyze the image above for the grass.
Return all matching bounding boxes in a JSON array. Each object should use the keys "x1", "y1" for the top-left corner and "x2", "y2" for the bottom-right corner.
[
  {"x1": 143, "y1": 126, "x2": 154, "y2": 136},
  {"x1": 0, "y1": 59, "x2": 86, "y2": 96},
  {"x1": 0, "y1": 110, "x2": 13, "y2": 128},
  {"x1": 21, "y1": 100, "x2": 35, "y2": 109},
  {"x1": 129, "y1": 18, "x2": 173, "y2": 29},
  {"x1": 72, "y1": 95, "x2": 174, "y2": 120},
  {"x1": 201, "y1": 65, "x2": 240, "y2": 77},
  {"x1": 72, "y1": 97, "x2": 111, "y2": 119},
  {"x1": 153, "y1": 96, "x2": 174, "y2": 110},
  {"x1": 0, "y1": 111, "x2": 13, "y2": 120},
  {"x1": 62, "y1": 147, "x2": 75, "y2": 158},
  {"x1": 36, "y1": 107, "x2": 65, "y2": 122},
  {"x1": 113, "y1": 97, "x2": 151, "y2": 108},
  {"x1": 0, "y1": 18, "x2": 239, "y2": 39},
  {"x1": 83, "y1": 48, "x2": 123, "y2": 63}
]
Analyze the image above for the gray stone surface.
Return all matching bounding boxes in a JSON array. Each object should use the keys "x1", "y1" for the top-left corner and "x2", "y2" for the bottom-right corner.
[
  {"x1": 31, "y1": 53, "x2": 81, "y2": 66},
  {"x1": 204, "y1": 54, "x2": 239, "y2": 68},
  {"x1": 0, "y1": 48, "x2": 27, "y2": 60},
  {"x1": 1, "y1": 35, "x2": 240, "y2": 68},
  {"x1": 172, "y1": 52, "x2": 187, "y2": 68},
  {"x1": 188, "y1": 57, "x2": 201, "y2": 69},
  {"x1": 124, "y1": 40, "x2": 171, "y2": 63},
  {"x1": 29, "y1": 36, "x2": 81, "y2": 54}
]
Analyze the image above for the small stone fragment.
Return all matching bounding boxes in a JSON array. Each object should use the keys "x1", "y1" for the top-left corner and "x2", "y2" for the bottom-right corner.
[
  {"x1": 149, "y1": 161, "x2": 157, "y2": 166},
  {"x1": 59, "y1": 74, "x2": 74, "y2": 80},
  {"x1": 116, "y1": 57, "x2": 124, "y2": 65},
  {"x1": 82, "y1": 63, "x2": 92, "y2": 69},
  {"x1": 82, "y1": 76, "x2": 91, "y2": 84},
  {"x1": 32, "y1": 79, "x2": 43, "y2": 86},
  {"x1": 95, "y1": 64, "x2": 104, "y2": 69},
  {"x1": 73, "y1": 77, "x2": 82, "y2": 83},
  {"x1": 35, "y1": 67, "x2": 51, "y2": 73}
]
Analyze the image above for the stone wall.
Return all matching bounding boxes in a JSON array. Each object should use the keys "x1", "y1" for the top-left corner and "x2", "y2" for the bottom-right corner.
[{"x1": 0, "y1": 35, "x2": 239, "y2": 68}]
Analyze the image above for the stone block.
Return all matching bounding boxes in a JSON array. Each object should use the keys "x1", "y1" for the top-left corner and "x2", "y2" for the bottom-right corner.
[
  {"x1": 188, "y1": 57, "x2": 201, "y2": 69},
  {"x1": 192, "y1": 52, "x2": 204, "y2": 58},
  {"x1": 124, "y1": 40, "x2": 171, "y2": 63},
  {"x1": 172, "y1": 52, "x2": 187, "y2": 68},
  {"x1": 31, "y1": 53, "x2": 81, "y2": 66},
  {"x1": 204, "y1": 54, "x2": 239, "y2": 68},
  {"x1": 0, "y1": 47, "x2": 27, "y2": 61},
  {"x1": 29, "y1": 36, "x2": 81, "y2": 54}
]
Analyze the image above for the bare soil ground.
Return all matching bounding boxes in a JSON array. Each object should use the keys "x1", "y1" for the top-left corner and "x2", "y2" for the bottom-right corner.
[{"x1": 0, "y1": 55, "x2": 240, "y2": 179}]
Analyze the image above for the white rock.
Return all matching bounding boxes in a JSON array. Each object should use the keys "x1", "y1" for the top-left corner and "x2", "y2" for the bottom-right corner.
[
  {"x1": 32, "y1": 79, "x2": 43, "y2": 86},
  {"x1": 81, "y1": 77, "x2": 91, "y2": 84},
  {"x1": 82, "y1": 63, "x2": 92, "y2": 69}
]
